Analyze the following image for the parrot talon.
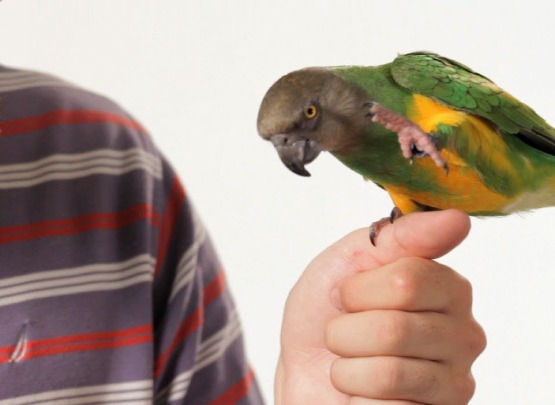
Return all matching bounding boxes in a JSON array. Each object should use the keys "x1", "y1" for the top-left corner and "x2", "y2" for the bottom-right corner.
[
  {"x1": 411, "y1": 133, "x2": 441, "y2": 158},
  {"x1": 368, "y1": 103, "x2": 448, "y2": 172},
  {"x1": 369, "y1": 221, "x2": 386, "y2": 246},
  {"x1": 411, "y1": 143, "x2": 428, "y2": 158},
  {"x1": 369, "y1": 207, "x2": 404, "y2": 246},
  {"x1": 364, "y1": 101, "x2": 376, "y2": 118}
]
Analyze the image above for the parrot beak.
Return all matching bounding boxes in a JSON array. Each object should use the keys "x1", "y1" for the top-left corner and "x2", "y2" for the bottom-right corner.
[{"x1": 270, "y1": 134, "x2": 321, "y2": 177}]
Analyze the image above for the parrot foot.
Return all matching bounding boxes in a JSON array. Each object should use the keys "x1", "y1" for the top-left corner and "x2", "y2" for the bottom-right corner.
[
  {"x1": 369, "y1": 206, "x2": 403, "y2": 246},
  {"x1": 367, "y1": 102, "x2": 449, "y2": 175}
]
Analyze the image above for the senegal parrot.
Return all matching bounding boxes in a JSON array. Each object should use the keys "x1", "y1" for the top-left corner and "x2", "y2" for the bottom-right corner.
[{"x1": 257, "y1": 51, "x2": 555, "y2": 243}]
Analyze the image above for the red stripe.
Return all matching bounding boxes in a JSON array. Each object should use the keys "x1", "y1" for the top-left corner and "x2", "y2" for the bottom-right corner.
[
  {"x1": 0, "y1": 324, "x2": 152, "y2": 363},
  {"x1": 203, "y1": 271, "x2": 226, "y2": 306},
  {"x1": 208, "y1": 368, "x2": 256, "y2": 405},
  {"x1": 153, "y1": 177, "x2": 186, "y2": 277},
  {"x1": 153, "y1": 271, "x2": 227, "y2": 377},
  {"x1": 0, "y1": 204, "x2": 161, "y2": 244},
  {"x1": 30, "y1": 324, "x2": 151, "y2": 349},
  {"x1": 0, "y1": 347, "x2": 13, "y2": 356},
  {"x1": 153, "y1": 306, "x2": 204, "y2": 377},
  {"x1": 1, "y1": 110, "x2": 147, "y2": 137},
  {"x1": 0, "y1": 204, "x2": 159, "y2": 235},
  {"x1": 0, "y1": 323, "x2": 151, "y2": 354},
  {"x1": 29, "y1": 334, "x2": 152, "y2": 359}
]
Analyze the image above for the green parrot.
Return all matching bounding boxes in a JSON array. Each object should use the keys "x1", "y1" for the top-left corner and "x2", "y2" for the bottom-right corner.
[{"x1": 257, "y1": 51, "x2": 555, "y2": 242}]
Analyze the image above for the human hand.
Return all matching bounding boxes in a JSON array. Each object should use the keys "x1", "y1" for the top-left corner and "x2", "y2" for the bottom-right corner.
[{"x1": 275, "y1": 209, "x2": 486, "y2": 405}]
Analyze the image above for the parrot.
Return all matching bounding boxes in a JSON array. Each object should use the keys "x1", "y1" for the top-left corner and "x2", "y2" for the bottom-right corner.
[{"x1": 256, "y1": 51, "x2": 555, "y2": 243}]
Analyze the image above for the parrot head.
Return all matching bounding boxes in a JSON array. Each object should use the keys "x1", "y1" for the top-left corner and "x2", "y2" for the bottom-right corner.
[{"x1": 257, "y1": 68, "x2": 370, "y2": 176}]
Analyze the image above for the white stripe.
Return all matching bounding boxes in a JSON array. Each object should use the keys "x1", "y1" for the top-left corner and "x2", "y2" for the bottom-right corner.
[
  {"x1": 0, "y1": 70, "x2": 68, "y2": 83},
  {"x1": 0, "y1": 70, "x2": 75, "y2": 93},
  {"x1": 0, "y1": 164, "x2": 156, "y2": 189},
  {"x1": 0, "y1": 157, "x2": 158, "y2": 180},
  {"x1": 154, "y1": 311, "x2": 242, "y2": 404},
  {"x1": 169, "y1": 209, "x2": 207, "y2": 301},
  {"x1": 29, "y1": 390, "x2": 152, "y2": 405},
  {"x1": 0, "y1": 263, "x2": 152, "y2": 298},
  {"x1": 0, "y1": 79, "x2": 74, "y2": 93},
  {"x1": 0, "y1": 380, "x2": 152, "y2": 405},
  {"x1": 0, "y1": 157, "x2": 157, "y2": 181},
  {"x1": 0, "y1": 148, "x2": 161, "y2": 176},
  {"x1": 0, "y1": 274, "x2": 153, "y2": 308},
  {"x1": 169, "y1": 239, "x2": 201, "y2": 301},
  {"x1": 166, "y1": 377, "x2": 192, "y2": 403},
  {"x1": 0, "y1": 254, "x2": 154, "y2": 289},
  {"x1": 166, "y1": 321, "x2": 242, "y2": 403},
  {"x1": 194, "y1": 314, "x2": 242, "y2": 370},
  {"x1": 0, "y1": 149, "x2": 162, "y2": 189},
  {"x1": 196, "y1": 311, "x2": 240, "y2": 354},
  {"x1": 0, "y1": 255, "x2": 155, "y2": 308}
]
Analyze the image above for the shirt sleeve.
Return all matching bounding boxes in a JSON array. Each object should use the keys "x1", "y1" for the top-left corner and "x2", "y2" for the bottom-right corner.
[
  {"x1": 0, "y1": 65, "x2": 265, "y2": 405},
  {"x1": 151, "y1": 161, "x2": 265, "y2": 405}
]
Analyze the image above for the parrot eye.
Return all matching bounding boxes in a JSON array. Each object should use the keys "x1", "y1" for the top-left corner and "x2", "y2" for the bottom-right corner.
[{"x1": 304, "y1": 104, "x2": 318, "y2": 119}]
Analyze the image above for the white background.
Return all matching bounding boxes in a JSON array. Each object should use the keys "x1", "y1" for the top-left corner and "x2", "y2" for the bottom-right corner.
[{"x1": 2, "y1": 1, "x2": 555, "y2": 403}]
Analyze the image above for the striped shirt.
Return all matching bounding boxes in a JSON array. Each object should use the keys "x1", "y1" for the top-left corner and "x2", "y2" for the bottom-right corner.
[{"x1": 0, "y1": 66, "x2": 265, "y2": 404}]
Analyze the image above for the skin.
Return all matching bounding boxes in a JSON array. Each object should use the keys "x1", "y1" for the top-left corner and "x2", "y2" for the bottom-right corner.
[{"x1": 276, "y1": 210, "x2": 486, "y2": 404}]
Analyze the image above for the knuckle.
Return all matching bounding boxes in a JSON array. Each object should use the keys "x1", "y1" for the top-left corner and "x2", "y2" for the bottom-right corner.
[
  {"x1": 452, "y1": 372, "x2": 476, "y2": 403},
  {"x1": 374, "y1": 357, "x2": 405, "y2": 395},
  {"x1": 418, "y1": 316, "x2": 445, "y2": 344},
  {"x1": 338, "y1": 277, "x2": 360, "y2": 312},
  {"x1": 456, "y1": 275, "x2": 473, "y2": 302},
  {"x1": 325, "y1": 319, "x2": 338, "y2": 351},
  {"x1": 376, "y1": 358, "x2": 441, "y2": 401},
  {"x1": 465, "y1": 321, "x2": 487, "y2": 357},
  {"x1": 412, "y1": 369, "x2": 441, "y2": 402},
  {"x1": 390, "y1": 257, "x2": 445, "y2": 309},
  {"x1": 329, "y1": 358, "x2": 344, "y2": 389},
  {"x1": 325, "y1": 317, "x2": 345, "y2": 354},
  {"x1": 389, "y1": 258, "x2": 426, "y2": 306},
  {"x1": 377, "y1": 311, "x2": 410, "y2": 348}
]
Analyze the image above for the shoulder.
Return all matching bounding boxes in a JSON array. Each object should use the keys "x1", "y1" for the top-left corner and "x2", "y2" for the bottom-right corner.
[
  {"x1": 0, "y1": 65, "x2": 159, "y2": 163},
  {"x1": 0, "y1": 64, "x2": 129, "y2": 116}
]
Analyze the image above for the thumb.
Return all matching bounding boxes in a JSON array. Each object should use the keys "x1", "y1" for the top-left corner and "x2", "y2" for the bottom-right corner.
[{"x1": 368, "y1": 208, "x2": 471, "y2": 264}]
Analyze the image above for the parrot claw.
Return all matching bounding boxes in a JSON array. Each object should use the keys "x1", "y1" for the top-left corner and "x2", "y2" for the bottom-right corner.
[
  {"x1": 363, "y1": 101, "x2": 376, "y2": 117},
  {"x1": 369, "y1": 207, "x2": 403, "y2": 246},
  {"x1": 367, "y1": 103, "x2": 448, "y2": 172}
]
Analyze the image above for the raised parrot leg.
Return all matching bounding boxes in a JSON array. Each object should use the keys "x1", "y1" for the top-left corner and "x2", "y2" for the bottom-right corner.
[
  {"x1": 368, "y1": 102, "x2": 449, "y2": 174},
  {"x1": 369, "y1": 206, "x2": 403, "y2": 246}
]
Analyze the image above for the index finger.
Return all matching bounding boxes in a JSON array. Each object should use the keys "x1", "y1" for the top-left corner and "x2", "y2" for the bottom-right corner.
[{"x1": 339, "y1": 257, "x2": 473, "y2": 314}]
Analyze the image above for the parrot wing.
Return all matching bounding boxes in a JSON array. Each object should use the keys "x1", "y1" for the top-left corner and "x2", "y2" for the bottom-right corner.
[{"x1": 390, "y1": 51, "x2": 555, "y2": 156}]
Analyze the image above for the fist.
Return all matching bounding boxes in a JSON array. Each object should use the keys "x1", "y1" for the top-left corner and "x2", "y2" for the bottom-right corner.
[
  {"x1": 275, "y1": 210, "x2": 486, "y2": 405},
  {"x1": 327, "y1": 256, "x2": 486, "y2": 404}
]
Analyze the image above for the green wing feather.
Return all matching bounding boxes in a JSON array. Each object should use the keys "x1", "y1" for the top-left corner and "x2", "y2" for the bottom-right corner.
[{"x1": 390, "y1": 51, "x2": 555, "y2": 155}]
